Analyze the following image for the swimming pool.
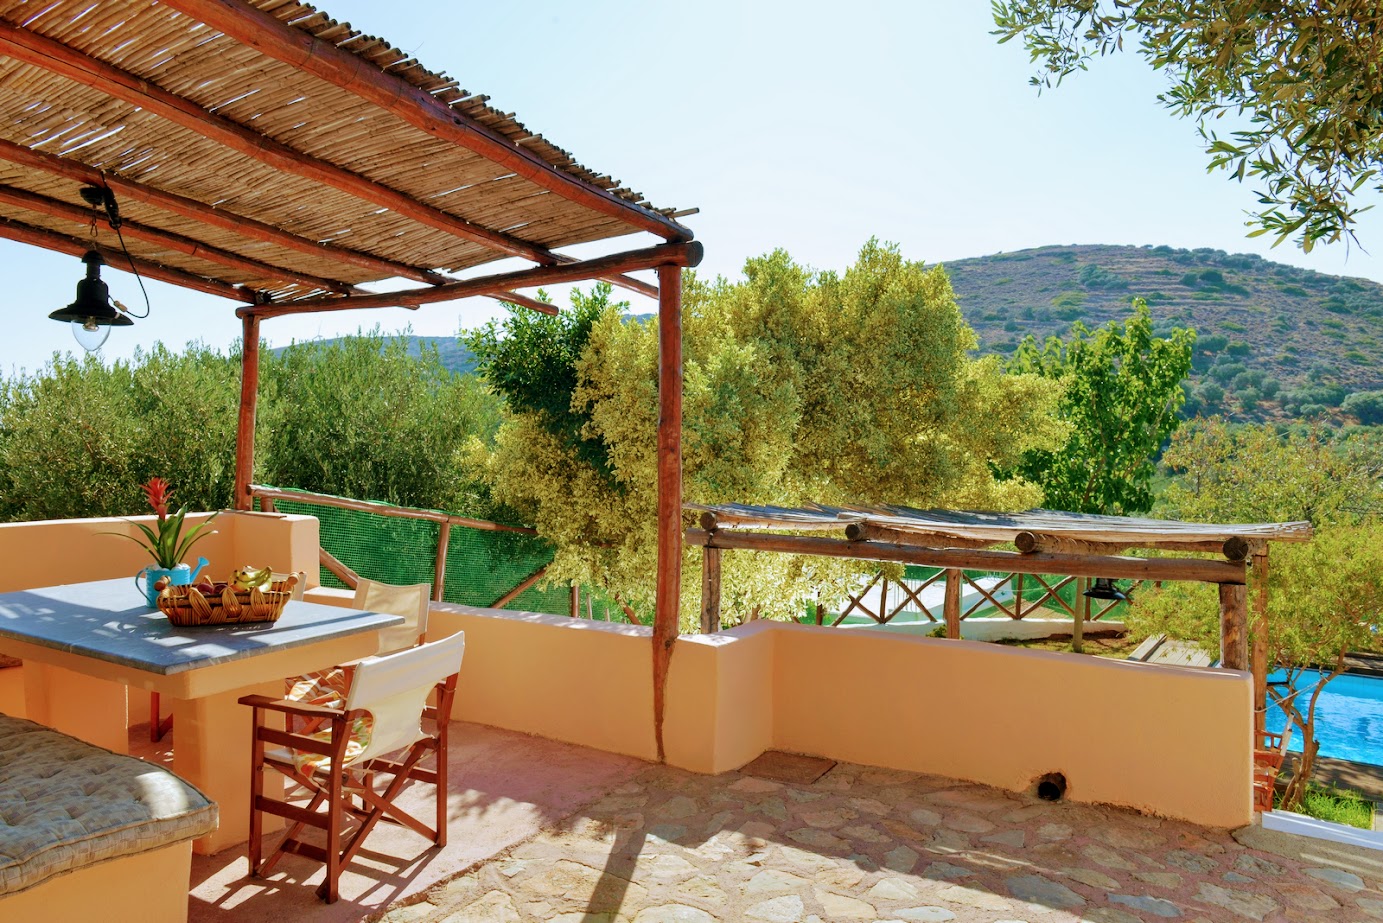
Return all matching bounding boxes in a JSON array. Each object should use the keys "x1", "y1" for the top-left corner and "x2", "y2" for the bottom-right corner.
[{"x1": 1264, "y1": 668, "x2": 1383, "y2": 766}]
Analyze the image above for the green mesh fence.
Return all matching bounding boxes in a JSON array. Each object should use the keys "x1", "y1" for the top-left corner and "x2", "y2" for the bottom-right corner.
[{"x1": 257, "y1": 490, "x2": 577, "y2": 616}]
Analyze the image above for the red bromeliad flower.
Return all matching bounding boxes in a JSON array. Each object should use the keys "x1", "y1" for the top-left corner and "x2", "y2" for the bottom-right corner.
[{"x1": 142, "y1": 477, "x2": 173, "y2": 520}]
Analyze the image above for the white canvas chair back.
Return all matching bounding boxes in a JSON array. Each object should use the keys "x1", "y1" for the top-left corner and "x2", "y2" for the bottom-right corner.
[
  {"x1": 344, "y1": 631, "x2": 465, "y2": 763},
  {"x1": 353, "y1": 578, "x2": 430, "y2": 655}
]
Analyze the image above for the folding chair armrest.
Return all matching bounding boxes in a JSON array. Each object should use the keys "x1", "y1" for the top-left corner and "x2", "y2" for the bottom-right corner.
[{"x1": 238, "y1": 693, "x2": 346, "y2": 719}]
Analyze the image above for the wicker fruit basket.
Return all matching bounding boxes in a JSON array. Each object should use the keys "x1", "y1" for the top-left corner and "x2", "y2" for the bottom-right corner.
[{"x1": 155, "y1": 573, "x2": 299, "y2": 627}]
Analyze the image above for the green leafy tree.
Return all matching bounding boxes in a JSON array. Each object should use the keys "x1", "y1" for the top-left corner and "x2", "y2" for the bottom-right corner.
[
  {"x1": 470, "y1": 242, "x2": 1065, "y2": 627},
  {"x1": 0, "y1": 345, "x2": 240, "y2": 520},
  {"x1": 993, "y1": 1, "x2": 1383, "y2": 249},
  {"x1": 1342, "y1": 390, "x2": 1383, "y2": 425},
  {"x1": 1006, "y1": 301, "x2": 1194, "y2": 514},
  {"x1": 1140, "y1": 420, "x2": 1383, "y2": 807},
  {"x1": 1160, "y1": 419, "x2": 1383, "y2": 526},
  {"x1": 260, "y1": 330, "x2": 502, "y2": 511}
]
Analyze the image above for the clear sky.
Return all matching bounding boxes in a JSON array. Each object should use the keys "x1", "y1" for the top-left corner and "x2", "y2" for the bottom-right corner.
[{"x1": 3, "y1": 1, "x2": 1381, "y2": 374}]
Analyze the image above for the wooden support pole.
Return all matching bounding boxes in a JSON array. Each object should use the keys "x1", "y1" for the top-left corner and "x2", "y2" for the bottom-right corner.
[
  {"x1": 1220, "y1": 583, "x2": 1250, "y2": 671},
  {"x1": 684, "y1": 529, "x2": 1247, "y2": 586},
  {"x1": 1073, "y1": 578, "x2": 1086, "y2": 654},
  {"x1": 0, "y1": 136, "x2": 449, "y2": 286},
  {"x1": 1251, "y1": 551, "x2": 1270, "y2": 737},
  {"x1": 432, "y1": 522, "x2": 451, "y2": 603},
  {"x1": 652, "y1": 265, "x2": 683, "y2": 762},
  {"x1": 319, "y1": 547, "x2": 359, "y2": 589},
  {"x1": 570, "y1": 583, "x2": 580, "y2": 619},
  {"x1": 944, "y1": 568, "x2": 961, "y2": 639},
  {"x1": 489, "y1": 564, "x2": 548, "y2": 610},
  {"x1": 0, "y1": 183, "x2": 358, "y2": 294},
  {"x1": 878, "y1": 578, "x2": 889, "y2": 623},
  {"x1": 233, "y1": 314, "x2": 261, "y2": 510},
  {"x1": 0, "y1": 216, "x2": 255, "y2": 302},
  {"x1": 240, "y1": 241, "x2": 703, "y2": 318},
  {"x1": 700, "y1": 547, "x2": 722, "y2": 634}
]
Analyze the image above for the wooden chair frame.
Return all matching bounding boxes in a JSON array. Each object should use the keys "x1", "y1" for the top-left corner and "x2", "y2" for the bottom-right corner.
[{"x1": 238, "y1": 672, "x2": 458, "y2": 903}]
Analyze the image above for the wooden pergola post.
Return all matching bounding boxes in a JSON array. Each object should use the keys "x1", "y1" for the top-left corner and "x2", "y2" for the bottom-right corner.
[
  {"x1": 700, "y1": 547, "x2": 722, "y2": 634},
  {"x1": 943, "y1": 568, "x2": 962, "y2": 639},
  {"x1": 233, "y1": 313, "x2": 260, "y2": 511},
  {"x1": 1251, "y1": 550, "x2": 1270, "y2": 737},
  {"x1": 652, "y1": 263, "x2": 683, "y2": 761},
  {"x1": 1220, "y1": 583, "x2": 1250, "y2": 670}
]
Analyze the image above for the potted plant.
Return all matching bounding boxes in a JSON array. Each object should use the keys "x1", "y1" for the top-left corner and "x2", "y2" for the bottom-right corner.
[{"x1": 114, "y1": 478, "x2": 217, "y2": 607}]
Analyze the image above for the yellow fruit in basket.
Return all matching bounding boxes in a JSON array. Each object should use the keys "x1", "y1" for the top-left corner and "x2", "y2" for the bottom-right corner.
[{"x1": 230, "y1": 566, "x2": 273, "y2": 592}]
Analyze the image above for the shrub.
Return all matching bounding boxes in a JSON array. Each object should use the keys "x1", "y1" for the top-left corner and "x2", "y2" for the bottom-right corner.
[
  {"x1": 1343, "y1": 391, "x2": 1383, "y2": 424},
  {"x1": 1226, "y1": 341, "x2": 1251, "y2": 356}
]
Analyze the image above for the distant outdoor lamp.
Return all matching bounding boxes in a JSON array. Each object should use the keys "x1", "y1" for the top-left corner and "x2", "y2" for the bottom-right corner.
[
  {"x1": 1083, "y1": 577, "x2": 1129, "y2": 602},
  {"x1": 48, "y1": 250, "x2": 132, "y2": 352}
]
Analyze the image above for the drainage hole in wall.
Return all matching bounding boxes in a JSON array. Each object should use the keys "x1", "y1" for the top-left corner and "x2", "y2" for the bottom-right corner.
[{"x1": 1035, "y1": 772, "x2": 1067, "y2": 802}]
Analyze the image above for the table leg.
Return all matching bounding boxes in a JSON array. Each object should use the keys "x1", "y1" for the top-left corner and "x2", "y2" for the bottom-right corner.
[
  {"x1": 172, "y1": 680, "x2": 284, "y2": 855},
  {"x1": 23, "y1": 661, "x2": 128, "y2": 753}
]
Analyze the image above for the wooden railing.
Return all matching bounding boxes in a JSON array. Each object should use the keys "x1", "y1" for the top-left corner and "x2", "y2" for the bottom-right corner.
[
  {"x1": 248, "y1": 485, "x2": 544, "y2": 606},
  {"x1": 835, "y1": 570, "x2": 1136, "y2": 626}
]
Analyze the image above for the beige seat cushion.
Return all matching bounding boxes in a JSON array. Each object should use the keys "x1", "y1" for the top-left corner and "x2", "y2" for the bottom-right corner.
[{"x1": 0, "y1": 715, "x2": 217, "y2": 895}]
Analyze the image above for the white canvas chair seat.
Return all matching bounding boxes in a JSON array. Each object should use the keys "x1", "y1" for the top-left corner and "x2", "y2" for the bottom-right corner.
[{"x1": 239, "y1": 631, "x2": 465, "y2": 903}]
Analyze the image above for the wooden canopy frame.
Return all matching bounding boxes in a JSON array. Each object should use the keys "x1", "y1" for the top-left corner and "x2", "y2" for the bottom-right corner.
[
  {"x1": 0, "y1": 0, "x2": 696, "y2": 758},
  {"x1": 688, "y1": 504, "x2": 1314, "y2": 736}
]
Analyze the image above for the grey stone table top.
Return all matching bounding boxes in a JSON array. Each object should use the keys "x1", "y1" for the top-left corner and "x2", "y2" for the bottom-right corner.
[{"x1": 0, "y1": 579, "x2": 404, "y2": 676}]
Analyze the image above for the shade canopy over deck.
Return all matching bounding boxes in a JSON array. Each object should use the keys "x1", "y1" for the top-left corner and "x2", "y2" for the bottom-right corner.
[{"x1": 0, "y1": 0, "x2": 697, "y2": 757}]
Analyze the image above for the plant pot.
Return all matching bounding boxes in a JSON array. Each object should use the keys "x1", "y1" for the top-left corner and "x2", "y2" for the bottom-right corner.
[{"x1": 136, "y1": 556, "x2": 209, "y2": 608}]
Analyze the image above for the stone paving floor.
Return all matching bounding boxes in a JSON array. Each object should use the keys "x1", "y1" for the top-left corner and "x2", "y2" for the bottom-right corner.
[{"x1": 376, "y1": 760, "x2": 1383, "y2": 923}]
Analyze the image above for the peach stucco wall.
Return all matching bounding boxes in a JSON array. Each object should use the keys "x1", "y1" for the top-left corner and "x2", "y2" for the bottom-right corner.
[
  {"x1": 0, "y1": 510, "x2": 320, "y2": 593},
  {"x1": 2, "y1": 516, "x2": 1251, "y2": 828},
  {"x1": 308, "y1": 586, "x2": 1252, "y2": 828},
  {"x1": 766, "y1": 622, "x2": 1253, "y2": 828}
]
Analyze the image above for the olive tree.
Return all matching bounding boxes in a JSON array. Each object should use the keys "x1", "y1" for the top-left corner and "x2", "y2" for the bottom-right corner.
[{"x1": 993, "y1": 1, "x2": 1383, "y2": 250}]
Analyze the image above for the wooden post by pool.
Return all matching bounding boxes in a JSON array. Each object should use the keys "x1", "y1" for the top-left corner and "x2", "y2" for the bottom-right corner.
[
  {"x1": 652, "y1": 263, "x2": 683, "y2": 761},
  {"x1": 1251, "y1": 550, "x2": 1270, "y2": 736}
]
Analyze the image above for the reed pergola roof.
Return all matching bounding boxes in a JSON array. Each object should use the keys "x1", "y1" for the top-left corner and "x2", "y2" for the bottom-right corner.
[{"x1": 0, "y1": 0, "x2": 697, "y2": 310}]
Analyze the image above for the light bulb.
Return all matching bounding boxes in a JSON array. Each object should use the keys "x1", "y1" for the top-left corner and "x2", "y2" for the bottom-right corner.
[{"x1": 72, "y1": 318, "x2": 110, "y2": 352}]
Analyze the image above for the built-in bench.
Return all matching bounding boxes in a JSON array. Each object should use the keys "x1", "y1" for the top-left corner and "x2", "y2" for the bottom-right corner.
[{"x1": 0, "y1": 714, "x2": 217, "y2": 923}]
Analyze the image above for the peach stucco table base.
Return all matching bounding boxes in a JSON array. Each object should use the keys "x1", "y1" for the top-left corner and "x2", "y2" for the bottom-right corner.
[{"x1": 0, "y1": 578, "x2": 403, "y2": 855}]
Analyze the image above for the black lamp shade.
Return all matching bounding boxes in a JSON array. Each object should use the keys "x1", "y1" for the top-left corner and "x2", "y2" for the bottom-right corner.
[
  {"x1": 1083, "y1": 577, "x2": 1129, "y2": 601},
  {"x1": 48, "y1": 251, "x2": 133, "y2": 327}
]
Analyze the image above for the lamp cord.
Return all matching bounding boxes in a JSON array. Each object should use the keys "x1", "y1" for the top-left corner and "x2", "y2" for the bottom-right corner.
[
  {"x1": 90, "y1": 177, "x2": 151, "y2": 319},
  {"x1": 111, "y1": 220, "x2": 151, "y2": 319}
]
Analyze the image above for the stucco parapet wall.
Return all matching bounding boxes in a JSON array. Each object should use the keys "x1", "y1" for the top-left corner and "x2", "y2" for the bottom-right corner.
[{"x1": 296, "y1": 595, "x2": 1251, "y2": 829}]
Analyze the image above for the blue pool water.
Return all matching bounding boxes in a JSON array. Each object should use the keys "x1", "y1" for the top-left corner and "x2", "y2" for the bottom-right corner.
[{"x1": 1265, "y1": 669, "x2": 1383, "y2": 766}]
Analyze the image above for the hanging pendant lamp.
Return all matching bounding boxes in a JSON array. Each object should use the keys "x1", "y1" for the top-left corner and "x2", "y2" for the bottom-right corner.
[{"x1": 48, "y1": 250, "x2": 133, "y2": 352}]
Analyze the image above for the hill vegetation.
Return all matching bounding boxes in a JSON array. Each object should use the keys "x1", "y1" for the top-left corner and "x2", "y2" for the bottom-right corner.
[{"x1": 944, "y1": 243, "x2": 1383, "y2": 423}]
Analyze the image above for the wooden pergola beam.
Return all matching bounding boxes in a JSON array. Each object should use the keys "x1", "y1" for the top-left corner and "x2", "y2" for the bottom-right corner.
[
  {"x1": 1015, "y1": 530, "x2": 1257, "y2": 560},
  {"x1": 846, "y1": 522, "x2": 999, "y2": 549},
  {"x1": 165, "y1": 0, "x2": 693, "y2": 244},
  {"x1": 684, "y1": 528, "x2": 1248, "y2": 585},
  {"x1": 0, "y1": 216, "x2": 255, "y2": 302},
  {"x1": 0, "y1": 21, "x2": 556, "y2": 265},
  {"x1": 494, "y1": 291, "x2": 558, "y2": 316},
  {"x1": 0, "y1": 137, "x2": 448, "y2": 286},
  {"x1": 0, "y1": 183, "x2": 358, "y2": 295},
  {"x1": 238, "y1": 242, "x2": 703, "y2": 319}
]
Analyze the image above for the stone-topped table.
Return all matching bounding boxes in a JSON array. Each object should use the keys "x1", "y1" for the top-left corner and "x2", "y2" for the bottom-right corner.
[{"x1": 0, "y1": 578, "x2": 404, "y2": 854}]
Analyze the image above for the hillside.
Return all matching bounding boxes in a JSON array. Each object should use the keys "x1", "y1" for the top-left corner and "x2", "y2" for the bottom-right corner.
[
  {"x1": 283, "y1": 244, "x2": 1383, "y2": 424},
  {"x1": 944, "y1": 243, "x2": 1383, "y2": 422}
]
